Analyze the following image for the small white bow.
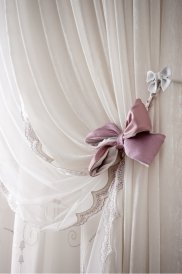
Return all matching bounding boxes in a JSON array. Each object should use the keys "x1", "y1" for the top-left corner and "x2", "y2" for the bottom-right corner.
[{"x1": 146, "y1": 66, "x2": 171, "y2": 93}]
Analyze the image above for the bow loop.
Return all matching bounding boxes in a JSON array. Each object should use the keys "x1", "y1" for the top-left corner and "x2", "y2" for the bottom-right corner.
[
  {"x1": 146, "y1": 66, "x2": 171, "y2": 93},
  {"x1": 123, "y1": 99, "x2": 152, "y2": 139},
  {"x1": 85, "y1": 123, "x2": 121, "y2": 146}
]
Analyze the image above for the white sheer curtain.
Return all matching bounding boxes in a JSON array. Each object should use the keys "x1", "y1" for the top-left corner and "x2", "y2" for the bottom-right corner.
[{"x1": 0, "y1": 0, "x2": 182, "y2": 273}]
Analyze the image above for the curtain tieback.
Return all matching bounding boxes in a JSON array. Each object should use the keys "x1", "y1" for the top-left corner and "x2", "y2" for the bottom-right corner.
[{"x1": 86, "y1": 99, "x2": 165, "y2": 176}]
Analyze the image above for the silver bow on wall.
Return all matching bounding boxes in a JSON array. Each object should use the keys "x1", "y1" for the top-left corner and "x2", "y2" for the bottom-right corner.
[{"x1": 146, "y1": 66, "x2": 171, "y2": 93}]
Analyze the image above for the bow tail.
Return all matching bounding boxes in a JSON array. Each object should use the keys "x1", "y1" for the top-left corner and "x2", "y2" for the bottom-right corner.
[
  {"x1": 89, "y1": 146, "x2": 119, "y2": 176},
  {"x1": 124, "y1": 132, "x2": 165, "y2": 166}
]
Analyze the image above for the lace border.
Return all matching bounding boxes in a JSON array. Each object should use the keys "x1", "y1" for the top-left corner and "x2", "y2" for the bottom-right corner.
[{"x1": 74, "y1": 158, "x2": 124, "y2": 227}]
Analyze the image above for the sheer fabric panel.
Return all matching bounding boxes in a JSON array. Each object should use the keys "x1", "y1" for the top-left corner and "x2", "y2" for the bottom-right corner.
[{"x1": 0, "y1": 0, "x2": 182, "y2": 273}]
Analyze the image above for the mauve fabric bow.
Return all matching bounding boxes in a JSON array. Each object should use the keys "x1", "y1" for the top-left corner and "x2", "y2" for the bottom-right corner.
[
  {"x1": 146, "y1": 66, "x2": 171, "y2": 93},
  {"x1": 86, "y1": 99, "x2": 165, "y2": 176}
]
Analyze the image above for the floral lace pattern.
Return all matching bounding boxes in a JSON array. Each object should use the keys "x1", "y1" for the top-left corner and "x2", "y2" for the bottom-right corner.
[
  {"x1": 21, "y1": 106, "x2": 89, "y2": 176},
  {"x1": 67, "y1": 229, "x2": 80, "y2": 247},
  {"x1": 22, "y1": 112, "x2": 54, "y2": 163},
  {"x1": 74, "y1": 160, "x2": 124, "y2": 227},
  {"x1": 100, "y1": 159, "x2": 124, "y2": 272}
]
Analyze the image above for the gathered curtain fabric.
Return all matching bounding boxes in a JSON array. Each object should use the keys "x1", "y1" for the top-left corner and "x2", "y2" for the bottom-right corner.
[{"x1": 0, "y1": 0, "x2": 182, "y2": 272}]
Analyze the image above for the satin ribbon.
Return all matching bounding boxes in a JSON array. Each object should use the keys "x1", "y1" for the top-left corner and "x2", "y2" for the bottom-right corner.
[
  {"x1": 86, "y1": 99, "x2": 165, "y2": 176},
  {"x1": 146, "y1": 66, "x2": 171, "y2": 93}
]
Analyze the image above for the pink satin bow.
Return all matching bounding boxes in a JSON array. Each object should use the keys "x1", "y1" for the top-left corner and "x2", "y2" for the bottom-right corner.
[{"x1": 86, "y1": 99, "x2": 165, "y2": 176}]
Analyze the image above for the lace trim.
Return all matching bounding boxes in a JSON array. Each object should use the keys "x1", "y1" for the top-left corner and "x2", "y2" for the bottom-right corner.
[
  {"x1": 100, "y1": 159, "x2": 124, "y2": 272},
  {"x1": 53, "y1": 164, "x2": 89, "y2": 176},
  {"x1": 22, "y1": 112, "x2": 54, "y2": 163},
  {"x1": 74, "y1": 158, "x2": 124, "y2": 227},
  {"x1": 0, "y1": 181, "x2": 9, "y2": 196},
  {"x1": 21, "y1": 104, "x2": 89, "y2": 176},
  {"x1": 0, "y1": 181, "x2": 17, "y2": 211}
]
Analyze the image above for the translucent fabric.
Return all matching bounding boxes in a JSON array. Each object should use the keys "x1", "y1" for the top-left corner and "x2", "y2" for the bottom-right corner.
[{"x1": 0, "y1": 0, "x2": 182, "y2": 272}]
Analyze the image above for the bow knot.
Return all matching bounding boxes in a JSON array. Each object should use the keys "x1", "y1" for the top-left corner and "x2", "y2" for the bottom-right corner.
[
  {"x1": 86, "y1": 99, "x2": 165, "y2": 176},
  {"x1": 146, "y1": 66, "x2": 171, "y2": 93},
  {"x1": 116, "y1": 133, "x2": 124, "y2": 149}
]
